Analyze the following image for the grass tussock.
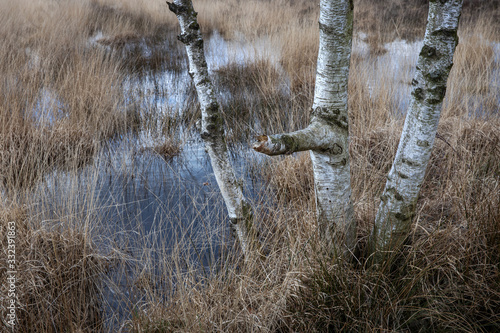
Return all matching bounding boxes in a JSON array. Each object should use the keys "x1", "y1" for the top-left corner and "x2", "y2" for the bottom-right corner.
[
  {"x1": 263, "y1": 152, "x2": 315, "y2": 208},
  {"x1": 0, "y1": 119, "x2": 96, "y2": 189},
  {"x1": 214, "y1": 59, "x2": 307, "y2": 139},
  {"x1": 0, "y1": 203, "x2": 106, "y2": 332},
  {"x1": 139, "y1": 138, "x2": 183, "y2": 161},
  {"x1": 287, "y1": 215, "x2": 500, "y2": 332},
  {"x1": 152, "y1": 141, "x2": 182, "y2": 161}
]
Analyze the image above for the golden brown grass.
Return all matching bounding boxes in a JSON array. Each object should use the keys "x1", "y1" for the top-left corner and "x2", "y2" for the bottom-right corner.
[
  {"x1": 444, "y1": 17, "x2": 499, "y2": 117},
  {"x1": 0, "y1": 202, "x2": 106, "y2": 332},
  {"x1": 139, "y1": 138, "x2": 183, "y2": 161},
  {"x1": 214, "y1": 59, "x2": 302, "y2": 140},
  {"x1": 0, "y1": 0, "x2": 498, "y2": 331},
  {"x1": 0, "y1": 0, "x2": 134, "y2": 190}
]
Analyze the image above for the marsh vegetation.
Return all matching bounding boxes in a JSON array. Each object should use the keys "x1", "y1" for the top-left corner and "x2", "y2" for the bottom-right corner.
[{"x1": 0, "y1": 0, "x2": 499, "y2": 331}]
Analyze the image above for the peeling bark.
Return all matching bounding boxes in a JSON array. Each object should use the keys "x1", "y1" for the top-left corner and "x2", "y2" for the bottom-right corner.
[
  {"x1": 252, "y1": 0, "x2": 356, "y2": 255},
  {"x1": 371, "y1": 0, "x2": 463, "y2": 263},
  {"x1": 168, "y1": 0, "x2": 258, "y2": 257}
]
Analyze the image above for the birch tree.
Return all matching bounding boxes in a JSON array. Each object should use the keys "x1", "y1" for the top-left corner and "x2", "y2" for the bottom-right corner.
[
  {"x1": 371, "y1": 0, "x2": 463, "y2": 263},
  {"x1": 167, "y1": 0, "x2": 257, "y2": 257},
  {"x1": 253, "y1": 0, "x2": 357, "y2": 254}
]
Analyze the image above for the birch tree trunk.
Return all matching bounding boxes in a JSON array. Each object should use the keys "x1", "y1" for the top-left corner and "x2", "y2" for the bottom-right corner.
[
  {"x1": 371, "y1": 0, "x2": 463, "y2": 263},
  {"x1": 168, "y1": 0, "x2": 257, "y2": 257},
  {"x1": 253, "y1": 0, "x2": 356, "y2": 255}
]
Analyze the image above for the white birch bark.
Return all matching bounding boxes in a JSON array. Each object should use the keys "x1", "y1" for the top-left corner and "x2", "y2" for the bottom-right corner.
[
  {"x1": 371, "y1": 0, "x2": 463, "y2": 262},
  {"x1": 253, "y1": 0, "x2": 356, "y2": 254},
  {"x1": 168, "y1": 0, "x2": 257, "y2": 257}
]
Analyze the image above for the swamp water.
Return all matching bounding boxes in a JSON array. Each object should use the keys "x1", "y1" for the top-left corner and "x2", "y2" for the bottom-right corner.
[
  {"x1": 27, "y1": 31, "x2": 500, "y2": 328},
  {"x1": 27, "y1": 31, "x2": 278, "y2": 327}
]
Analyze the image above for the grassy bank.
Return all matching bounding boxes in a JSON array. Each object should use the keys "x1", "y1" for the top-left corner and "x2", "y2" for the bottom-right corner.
[{"x1": 0, "y1": 0, "x2": 499, "y2": 332}]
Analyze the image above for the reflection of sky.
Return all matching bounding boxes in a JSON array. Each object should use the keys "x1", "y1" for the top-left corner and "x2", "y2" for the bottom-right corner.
[
  {"x1": 37, "y1": 137, "x2": 234, "y2": 325},
  {"x1": 32, "y1": 88, "x2": 67, "y2": 126},
  {"x1": 35, "y1": 30, "x2": 500, "y2": 241},
  {"x1": 383, "y1": 39, "x2": 422, "y2": 112},
  {"x1": 492, "y1": 42, "x2": 500, "y2": 111},
  {"x1": 124, "y1": 30, "x2": 283, "y2": 118},
  {"x1": 205, "y1": 30, "x2": 281, "y2": 70},
  {"x1": 124, "y1": 69, "x2": 193, "y2": 115},
  {"x1": 353, "y1": 35, "x2": 500, "y2": 116},
  {"x1": 39, "y1": 138, "x2": 223, "y2": 255},
  {"x1": 353, "y1": 36, "x2": 422, "y2": 114},
  {"x1": 492, "y1": 42, "x2": 500, "y2": 64},
  {"x1": 35, "y1": 32, "x2": 499, "y2": 243}
]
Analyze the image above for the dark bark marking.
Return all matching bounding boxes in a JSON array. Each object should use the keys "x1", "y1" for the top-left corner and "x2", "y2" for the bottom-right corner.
[
  {"x1": 198, "y1": 77, "x2": 210, "y2": 87},
  {"x1": 427, "y1": 69, "x2": 445, "y2": 82},
  {"x1": 412, "y1": 87, "x2": 425, "y2": 101},
  {"x1": 167, "y1": 2, "x2": 185, "y2": 15},
  {"x1": 319, "y1": 22, "x2": 335, "y2": 36},
  {"x1": 402, "y1": 157, "x2": 421, "y2": 167},
  {"x1": 277, "y1": 134, "x2": 300, "y2": 154},
  {"x1": 312, "y1": 106, "x2": 348, "y2": 131},
  {"x1": 206, "y1": 101, "x2": 219, "y2": 114},
  {"x1": 394, "y1": 212, "x2": 412, "y2": 222},
  {"x1": 329, "y1": 143, "x2": 343, "y2": 155},
  {"x1": 328, "y1": 157, "x2": 347, "y2": 167},
  {"x1": 426, "y1": 85, "x2": 447, "y2": 104},
  {"x1": 397, "y1": 171, "x2": 409, "y2": 179},
  {"x1": 416, "y1": 140, "x2": 430, "y2": 147},
  {"x1": 432, "y1": 28, "x2": 458, "y2": 41},
  {"x1": 387, "y1": 187, "x2": 404, "y2": 201},
  {"x1": 188, "y1": 21, "x2": 200, "y2": 30},
  {"x1": 420, "y1": 45, "x2": 439, "y2": 60}
]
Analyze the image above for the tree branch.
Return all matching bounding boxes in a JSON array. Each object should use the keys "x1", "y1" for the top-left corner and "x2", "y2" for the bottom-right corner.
[{"x1": 252, "y1": 121, "x2": 343, "y2": 156}]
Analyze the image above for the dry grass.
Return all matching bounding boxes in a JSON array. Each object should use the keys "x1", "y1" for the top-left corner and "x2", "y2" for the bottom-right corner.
[
  {"x1": 139, "y1": 138, "x2": 183, "y2": 161},
  {"x1": 0, "y1": 0, "x2": 498, "y2": 331},
  {"x1": 444, "y1": 17, "x2": 499, "y2": 117},
  {"x1": 0, "y1": 202, "x2": 107, "y2": 332},
  {"x1": 130, "y1": 1, "x2": 499, "y2": 331},
  {"x1": 0, "y1": 119, "x2": 96, "y2": 189},
  {"x1": 0, "y1": 0, "x2": 136, "y2": 190},
  {"x1": 214, "y1": 59, "x2": 303, "y2": 139}
]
